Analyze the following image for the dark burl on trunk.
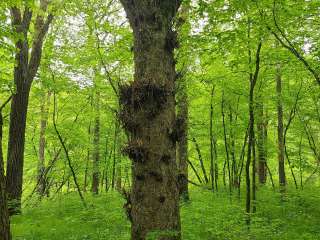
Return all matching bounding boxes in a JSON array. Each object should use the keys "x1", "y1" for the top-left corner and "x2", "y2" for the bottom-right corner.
[{"x1": 119, "y1": 1, "x2": 182, "y2": 239}]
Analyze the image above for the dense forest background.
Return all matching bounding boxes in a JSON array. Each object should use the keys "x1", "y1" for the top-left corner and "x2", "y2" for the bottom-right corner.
[{"x1": 0, "y1": 0, "x2": 319, "y2": 239}]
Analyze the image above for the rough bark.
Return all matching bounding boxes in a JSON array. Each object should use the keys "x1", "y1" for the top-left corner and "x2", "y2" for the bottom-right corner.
[
  {"x1": 176, "y1": 1, "x2": 190, "y2": 201},
  {"x1": 6, "y1": 3, "x2": 53, "y2": 213},
  {"x1": 119, "y1": 1, "x2": 182, "y2": 239}
]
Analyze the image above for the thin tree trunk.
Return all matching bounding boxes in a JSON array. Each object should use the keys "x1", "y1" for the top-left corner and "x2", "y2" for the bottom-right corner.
[
  {"x1": 84, "y1": 149, "x2": 89, "y2": 192},
  {"x1": 209, "y1": 85, "x2": 216, "y2": 192},
  {"x1": 228, "y1": 102, "x2": 238, "y2": 187},
  {"x1": 116, "y1": 139, "x2": 122, "y2": 191},
  {"x1": 92, "y1": 88, "x2": 100, "y2": 194},
  {"x1": 176, "y1": 79, "x2": 189, "y2": 200},
  {"x1": 245, "y1": 39, "x2": 262, "y2": 224},
  {"x1": 221, "y1": 92, "x2": 232, "y2": 193},
  {"x1": 0, "y1": 98, "x2": 12, "y2": 240},
  {"x1": 111, "y1": 121, "x2": 118, "y2": 190},
  {"x1": 119, "y1": 1, "x2": 182, "y2": 239},
  {"x1": 187, "y1": 159, "x2": 203, "y2": 184},
  {"x1": 84, "y1": 123, "x2": 91, "y2": 192},
  {"x1": 256, "y1": 95, "x2": 267, "y2": 184},
  {"x1": 276, "y1": 63, "x2": 286, "y2": 192},
  {"x1": 237, "y1": 125, "x2": 249, "y2": 198},
  {"x1": 298, "y1": 137, "x2": 303, "y2": 189},
  {"x1": 37, "y1": 91, "x2": 51, "y2": 196},
  {"x1": 252, "y1": 132, "x2": 257, "y2": 213},
  {"x1": 192, "y1": 137, "x2": 209, "y2": 184},
  {"x1": 283, "y1": 85, "x2": 302, "y2": 190},
  {"x1": 53, "y1": 92, "x2": 86, "y2": 208},
  {"x1": 266, "y1": 163, "x2": 275, "y2": 190}
]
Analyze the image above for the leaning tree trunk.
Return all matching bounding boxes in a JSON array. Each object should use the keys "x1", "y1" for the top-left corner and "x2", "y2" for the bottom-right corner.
[
  {"x1": 0, "y1": 102, "x2": 11, "y2": 240},
  {"x1": 119, "y1": 1, "x2": 182, "y2": 239},
  {"x1": 6, "y1": 4, "x2": 53, "y2": 213}
]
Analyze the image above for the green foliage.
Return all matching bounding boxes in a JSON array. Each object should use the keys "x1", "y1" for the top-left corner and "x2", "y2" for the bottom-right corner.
[
  {"x1": 12, "y1": 188, "x2": 320, "y2": 240},
  {"x1": 12, "y1": 192, "x2": 130, "y2": 240}
]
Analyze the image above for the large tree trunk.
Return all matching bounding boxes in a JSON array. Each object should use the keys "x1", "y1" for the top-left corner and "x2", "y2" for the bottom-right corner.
[
  {"x1": 6, "y1": 85, "x2": 31, "y2": 213},
  {"x1": 276, "y1": 63, "x2": 286, "y2": 191},
  {"x1": 119, "y1": 1, "x2": 182, "y2": 239},
  {"x1": 6, "y1": 4, "x2": 53, "y2": 213},
  {"x1": 0, "y1": 103, "x2": 11, "y2": 240}
]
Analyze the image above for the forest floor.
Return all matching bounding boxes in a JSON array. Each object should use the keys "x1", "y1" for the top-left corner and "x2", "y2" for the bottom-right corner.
[{"x1": 12, "y1": 187, "x2": 320, "y2": 240}]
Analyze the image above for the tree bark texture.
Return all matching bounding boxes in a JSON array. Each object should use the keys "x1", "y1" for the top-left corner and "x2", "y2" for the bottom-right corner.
[{"x1": 119, "y1": 1, "x2": 182, "y2": 239}]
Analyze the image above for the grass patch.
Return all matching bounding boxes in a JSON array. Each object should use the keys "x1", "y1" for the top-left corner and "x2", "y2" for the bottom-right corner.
[{"x1": 12, "y1": 187, "x2": 320, "y2": 239}]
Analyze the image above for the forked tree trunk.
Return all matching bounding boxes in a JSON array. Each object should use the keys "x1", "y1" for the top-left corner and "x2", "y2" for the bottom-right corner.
[
  {"x1": 119, "y1": 1, "x2": 182, "y2": 239},
  {"x1": 245, "y1": 40, "x2": 262, "y2": 223},
  {"x1": 6, "y1": 4, "x2": 53, "y2": 213}
]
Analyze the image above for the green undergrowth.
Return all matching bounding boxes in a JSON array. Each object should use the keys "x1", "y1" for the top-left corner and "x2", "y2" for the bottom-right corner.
[{"x1": 12, "y1": 187, "x2": 320, "y2": 240}]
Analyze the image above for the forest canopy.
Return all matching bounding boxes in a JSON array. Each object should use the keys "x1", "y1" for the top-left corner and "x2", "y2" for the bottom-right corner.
[{"x1": 0, "y1": 0, "x2": 319, "y2": 240}]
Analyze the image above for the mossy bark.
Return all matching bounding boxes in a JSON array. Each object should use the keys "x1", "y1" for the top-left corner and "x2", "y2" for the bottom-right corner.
[{"x1": 119, "y1": 1, "x2": 182, "y2": 239}]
